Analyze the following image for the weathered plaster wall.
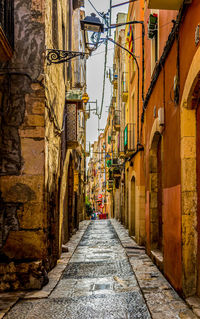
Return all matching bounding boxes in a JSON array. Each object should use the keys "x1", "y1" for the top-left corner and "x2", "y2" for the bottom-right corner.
[
  {"x1": 0, "y1": 0, "x2": 46, "y2": 290},
  {"x1": 44, "y1": 0, "x2": 69, "y2": 268},
  {"x1": 144, "y1": 43, "x2": 182, "y2": 292}
]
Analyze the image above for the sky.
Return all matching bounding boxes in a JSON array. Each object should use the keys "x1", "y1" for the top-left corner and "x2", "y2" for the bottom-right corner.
[{"x1": 85, "y1": 0, "x2": 128, "y2": 148}]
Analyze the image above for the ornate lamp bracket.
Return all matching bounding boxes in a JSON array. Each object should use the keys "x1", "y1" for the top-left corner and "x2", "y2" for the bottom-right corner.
[{"x1": 46, "y1": 49, "x2": 86, "y2": 65}]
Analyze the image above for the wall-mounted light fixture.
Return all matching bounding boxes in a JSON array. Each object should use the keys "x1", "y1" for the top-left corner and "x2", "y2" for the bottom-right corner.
[
  {"x1": 46, "y1": 49, "x2": 87, "y2": 65},
  {"x1": 80, "y1": 13, "x2": 104, "y2": 52}
]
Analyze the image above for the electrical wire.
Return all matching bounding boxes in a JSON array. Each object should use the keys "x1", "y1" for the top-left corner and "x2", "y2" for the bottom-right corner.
[
  {"x1": 88, "y1": 20, "x2": 174, "y2": 58},
  {"x1": 98, "y1": 35, "x2": 108, "y2": 120},
  {"x1": 87, "y1": 0, "x2": 104, "y2": 19}
]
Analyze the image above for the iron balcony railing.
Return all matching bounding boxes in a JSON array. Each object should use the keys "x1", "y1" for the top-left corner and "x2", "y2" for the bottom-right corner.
[
  {"x1": 124, "y1": 123, "x2": 136, "y2": 153},
  {"x1": 0, "y1": 0, "x2": 14, "y2": 48}
]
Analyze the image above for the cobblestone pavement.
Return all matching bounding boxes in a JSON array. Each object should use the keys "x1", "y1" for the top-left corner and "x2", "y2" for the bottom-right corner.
[
  {"x1": 111, "y1": 219, "x2": 198, "y2": 319},
  {"x1": 2, "y1": 220, "x2": 198, "y2": 319}
]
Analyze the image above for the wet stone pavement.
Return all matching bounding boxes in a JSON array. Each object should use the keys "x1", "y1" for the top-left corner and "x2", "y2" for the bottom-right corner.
[{"x1": 4, "y1": 220, "x2": 151, "y2": 319}]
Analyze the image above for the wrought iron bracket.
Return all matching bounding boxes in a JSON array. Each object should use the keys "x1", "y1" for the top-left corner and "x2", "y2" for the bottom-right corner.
[{"x1": 46, "y1": 49, "x2": 86, "y2": 65}]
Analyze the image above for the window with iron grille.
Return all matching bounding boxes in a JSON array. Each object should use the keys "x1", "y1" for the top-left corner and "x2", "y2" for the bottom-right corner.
[{"x1": 0, "y1": 0, "x2": 14, "y2": 48}]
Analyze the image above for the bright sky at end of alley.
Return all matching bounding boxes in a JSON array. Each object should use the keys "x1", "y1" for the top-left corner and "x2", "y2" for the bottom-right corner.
[{"x1": 85, "y1": 0, "x2": 129, "y2": 150}]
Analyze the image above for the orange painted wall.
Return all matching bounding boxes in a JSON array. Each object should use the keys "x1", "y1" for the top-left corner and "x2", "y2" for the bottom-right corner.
[
  {"x1": 144, "y1": 8, "x2": 178, "y2": 94},
  {"x1": 145, "y1": 45, "x2": 181, "y2": 291},
  {"x1": 144, "y1": 0, "x2": 200, "y2": 294},
  {"x1": 163, "y1": 185, "x2": 182, "y2": 292}
]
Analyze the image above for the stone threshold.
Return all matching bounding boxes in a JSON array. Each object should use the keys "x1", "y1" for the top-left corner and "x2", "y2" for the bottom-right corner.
[
  {"x1": 0, "y1": 220, "x2": 90, "y2": 319},
  {"x1": 111, "y1": 219, "x2": 198, "y2": 319}
]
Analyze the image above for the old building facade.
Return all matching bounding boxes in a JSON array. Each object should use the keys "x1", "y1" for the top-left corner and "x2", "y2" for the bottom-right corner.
[
  {"x1": 0, "y1": 0, "x2": 87, "y2": 291},
  {"x1": 143, "y1": 0, "x2": 200, "y2": 298}
]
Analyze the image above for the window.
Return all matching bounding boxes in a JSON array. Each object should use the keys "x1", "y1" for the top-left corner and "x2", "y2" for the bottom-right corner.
[
  {"x1": 151, "y1": 30, "x2": 158, "y2": 73},
  {"x1": 148, "y1": 11, "x2": 159, "y2": 74}
]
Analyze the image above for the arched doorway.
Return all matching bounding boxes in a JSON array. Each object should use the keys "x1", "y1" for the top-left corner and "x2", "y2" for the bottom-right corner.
[
  {"x1": 149, "y1": 132, "x2": 163, "y2": 253},
  {"x1": 129, "y1": 176, "x2": 136, "y2": 237}
]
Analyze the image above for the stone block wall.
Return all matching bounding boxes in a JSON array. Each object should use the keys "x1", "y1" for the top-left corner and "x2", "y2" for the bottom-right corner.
[
  {"x1": 0, "y1": 0, "x2": 86, "y2": 291},
  {"x1": 0, "y1": 0, "x2": 47, "y2": 291}
]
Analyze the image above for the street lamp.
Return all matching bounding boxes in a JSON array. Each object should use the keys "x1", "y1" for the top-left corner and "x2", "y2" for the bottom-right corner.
[{"x1": 80, "y1": 13, "x2": 104, "y2": 52}]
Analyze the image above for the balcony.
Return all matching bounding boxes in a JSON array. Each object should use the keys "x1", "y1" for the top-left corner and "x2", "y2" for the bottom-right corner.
[
  {"x1": 107, "y1": 180, "x2": 113, "y2": 192},
  {"x1": 0, "y1": 0, "x2": 14, "y2": 62},
  {"x1": 66, "y1": 89, "x2": 84, "y2": 110},
  {"x1": 112, "y1": 167, "x2": 121, "y2": 180},
  {"x1": 113, "y1": 111, "x2": 120, "y2": 131},
  {"x1": 122, "y1": 72, "x2": 128, "y2": 102},
  {"x1": 124, "y1": 123, "x2": 136, "y2": 154},
  {"x1": 108, "y1": 168, "x2": 113, "y2": 180},
  {"x1": 147, "y1": 0, "x2": 189, "y2": 10}
]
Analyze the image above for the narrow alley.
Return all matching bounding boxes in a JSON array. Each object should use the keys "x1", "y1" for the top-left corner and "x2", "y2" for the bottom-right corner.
[
  {"x1": 3, "y1": 220, "x2": 196, "y2": 319},
  {"x1": 2, "y1": 0, "x2": 200, "y2": 318}
]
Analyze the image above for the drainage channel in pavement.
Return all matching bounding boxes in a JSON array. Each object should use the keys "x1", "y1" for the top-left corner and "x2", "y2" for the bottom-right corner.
[{"x1": 4, "y1": 220, "x2": 151, "y2": 319}]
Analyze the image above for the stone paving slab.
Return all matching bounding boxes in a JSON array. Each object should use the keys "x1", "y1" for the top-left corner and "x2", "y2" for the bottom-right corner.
[
  {"x1": 111, "y1": 219, "x2": 198, "y2": 319},
  {"x1": 3, "y1": 219, "x2": 152, "y2": 319},
  {"x1": 62, "y1": 260, "x2": 133, "y2": 279},
  {"x1": 0, "y1": 220, "x2": 90, "y2": 318},
  {"x1": 4, "y1": 292, "x2": 151, "y2": 319},
  {"x1": 3, "y1": 219, "x2": 197, "y2": 319}
]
